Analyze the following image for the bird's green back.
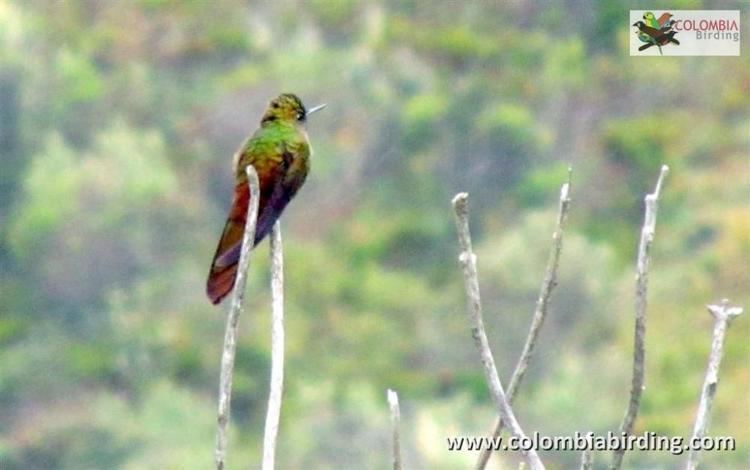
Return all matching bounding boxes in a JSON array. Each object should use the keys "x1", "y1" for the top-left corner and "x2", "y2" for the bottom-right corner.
[{"x1": 235, "y1": 120, "x2": 310, "y2": 182}]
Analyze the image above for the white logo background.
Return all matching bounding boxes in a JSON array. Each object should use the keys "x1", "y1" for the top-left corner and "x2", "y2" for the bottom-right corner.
[{"x1": 630, "y1": 10, "x2": 740, "y2": 56}]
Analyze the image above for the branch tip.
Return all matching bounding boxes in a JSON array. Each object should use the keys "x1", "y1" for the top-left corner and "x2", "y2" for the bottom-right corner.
[
  {"x1": 452, "y1": 192, "x2": 469, "y2": 211},
  {"x1": 653, "y1": 164, "x2": 669, "y2": 197},
  {"x1": 387, "y1": 389, "x2": 399, "y2": 408},
  {"x1": 707, "y1": 301, "x2": 743, "y2": 322},
  {"x1": 387, "y1": 389, "x2": 402, "y2": 470},
  {"x1": 560, "y1": 182, "x2": 570, "y2": 202},
  {"x1": 686, "y1": 299, "x2": 743, "y2": 470},
  {"x1": 611, "y1": 164, "x2": 668, "y2": 470}
]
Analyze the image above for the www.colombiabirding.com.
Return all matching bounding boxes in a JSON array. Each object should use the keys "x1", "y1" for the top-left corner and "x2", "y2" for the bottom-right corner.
[{"x1": 446, "y1": 431, "x2": 735, "y2": 455}]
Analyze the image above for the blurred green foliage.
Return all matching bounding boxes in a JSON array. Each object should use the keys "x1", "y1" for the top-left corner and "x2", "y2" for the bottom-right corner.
[{"x1": 0, "y1": 1, "x2": 747, "y2": 468}]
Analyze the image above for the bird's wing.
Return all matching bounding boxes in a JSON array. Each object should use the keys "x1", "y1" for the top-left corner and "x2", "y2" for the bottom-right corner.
[
  {"x1": 206, "y1": 126, "x2": 309, "y2": 305},
  {"x1": 206, "y1": 134, "x2": 286, "y2": 304},
  {"x1": 206, "y1": 181, "x2": 253, "y2": 304},
  {"x1": 253, "y1": 138, "x2": 311, "y2": 243},
  {"x1": 642, "y1": 26, "x2": 663, "y2": 38}
]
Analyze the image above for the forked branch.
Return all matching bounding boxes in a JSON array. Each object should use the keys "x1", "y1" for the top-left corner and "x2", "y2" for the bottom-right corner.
[
  {"x1": 477, "y1": 171, "x2": 572, "y2": 469},
  {"x1": 452, "y1": 193, "x2": 545, "y2": 470}
]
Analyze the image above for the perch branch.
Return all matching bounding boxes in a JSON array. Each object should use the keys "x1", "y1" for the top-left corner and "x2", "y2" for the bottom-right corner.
[
  {"x1": 685, "y1": 300, "x2": 743, "y2": 470},
  {"x1": 262, "y1": 221, "x2": 285, "y2": 470},
  {"x1": 452, "y1": 193, "x2": 545, "y2": 470},
  {"x1": 215, "y1": 165, "x2": 261, "y2": 470},
  {"x1": 477, "y1": 171, "x2": 572, "y2": 469},
  {"x1": 611, "y1": 164, "x2": 669, "y2": 470},
  {"x1": 387, "y1": 389, "x2": 402, "y2": 470}
]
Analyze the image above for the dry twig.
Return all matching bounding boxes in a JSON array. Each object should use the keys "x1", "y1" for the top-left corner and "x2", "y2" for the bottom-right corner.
[
  {"x1": 685, "y1": 300, "x2": 743, "y2": 470},
  {"x1": 387, "y1": 389, "x2": 402, "y2": 470},
  {"x1": 477, "y1": 172, "x2": 572, "y2": 469},
  {"x1": 611, "y1": 165, "x2": 669, "y2": 470},
  {"x1": 580, "y1": 449, "x2": 593, "y2": 470},
  {"x1": 215, "y1": 165, "x2": 261, "y2": 470},
  {"x1": 262, "y1": 222, "x2": 285, "y2": 470},
  {"x1": 452, "y1": 193, "x2": 545, "y2": 470}
]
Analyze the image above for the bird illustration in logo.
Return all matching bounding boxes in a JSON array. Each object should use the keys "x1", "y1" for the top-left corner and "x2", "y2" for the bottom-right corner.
[
  {"x1": 633, "y1": 12, "x2": 679, "y2": 55},
  {"x1": 655, "y1": 13, "x2": 675, "y2": 29},
  {"x1": 643, "y1": 12, "x2": 660, "y2": 29}
]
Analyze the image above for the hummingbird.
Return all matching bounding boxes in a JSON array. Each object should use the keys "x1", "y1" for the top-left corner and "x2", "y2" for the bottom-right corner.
[{"x1": 206, "y1": 93, "x2": 325, "y2": 305}]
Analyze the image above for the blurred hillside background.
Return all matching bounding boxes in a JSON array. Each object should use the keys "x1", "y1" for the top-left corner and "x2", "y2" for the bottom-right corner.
[{"x1": 0, "y1": 0, "x2": 748, "y2": 468}]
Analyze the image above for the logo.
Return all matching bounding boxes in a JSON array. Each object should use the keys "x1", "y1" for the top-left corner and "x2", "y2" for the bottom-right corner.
[
  {"x1": 633, "y1": 12, "x2": 679, "y2": 55},
  {"x1": 630, "y1": 11, "x2": 740, "y2": 56}
]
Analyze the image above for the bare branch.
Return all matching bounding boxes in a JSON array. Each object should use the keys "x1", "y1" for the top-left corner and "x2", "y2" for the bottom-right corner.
[
  {"x1": 580, "y1": 449, "x2": 593, "y2": 470},
  {"x1": 685, "y1": 300, "x2": 743, "y2": 470},
  {"x1": 262, "y1": 222, "x2": 285, "y2": 470},
  {"x1": 611, "y1": 164, "x2": 669, "y2": 470},
  {"x1": 477, "y1": 171, "x2": 572, "y2": 469},
  {"x1": 215, "y1": 165, "x2": 261, "y2": 470},
  {"x1": 452, "y1": 193, "x2": 545, "y2": 470},
  {"x1": 387, "y1": 389, "x2": 402, "y2": 470}
]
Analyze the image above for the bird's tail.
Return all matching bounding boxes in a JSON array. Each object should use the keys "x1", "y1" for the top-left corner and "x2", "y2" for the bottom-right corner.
[
  {"x1": 206, "y1": 217, "x2": 246, "y2": 305},
  {"x1": 207, "y1": 183, "x2": 251, "y2": 305}
]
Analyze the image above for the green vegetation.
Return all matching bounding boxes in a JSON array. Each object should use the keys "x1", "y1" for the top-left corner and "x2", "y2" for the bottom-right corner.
[{"x1": 0, "y1": 1, "x2": 747, "y2": 468}]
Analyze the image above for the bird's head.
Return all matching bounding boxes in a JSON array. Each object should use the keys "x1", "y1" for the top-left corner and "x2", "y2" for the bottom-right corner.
[
  {"x1": 261, "y1": 93, "x2": 326, "y2": 126},
  {"x1": 643, "y1": 12, "x2": 656, "y2": 22},
  {"x1": 632, "y1": 21, "x2": 650, "y2": 32}
]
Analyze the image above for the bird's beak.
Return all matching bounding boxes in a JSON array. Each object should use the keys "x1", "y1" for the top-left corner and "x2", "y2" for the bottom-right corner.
[{"x1": 307, "y1": 104, "x2": 327, "y2": 115}]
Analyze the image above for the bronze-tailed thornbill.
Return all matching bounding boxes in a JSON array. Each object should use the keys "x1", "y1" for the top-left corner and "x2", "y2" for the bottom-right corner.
[{"x1": 206, "y1": 93, "x2": 325, "y2": 304}]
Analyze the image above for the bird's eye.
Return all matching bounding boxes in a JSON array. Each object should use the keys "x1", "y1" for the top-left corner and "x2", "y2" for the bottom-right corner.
[{"x1": 297, "y1": 112, "x2": 305, "y2": 121}]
